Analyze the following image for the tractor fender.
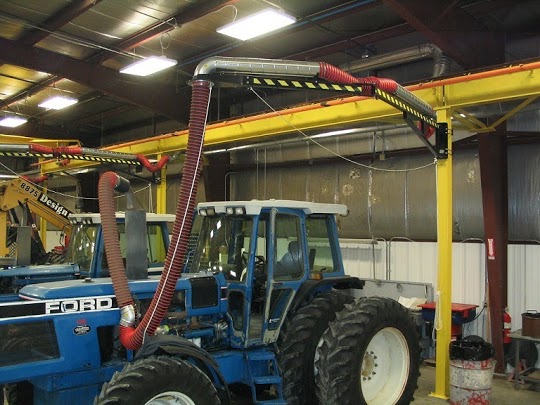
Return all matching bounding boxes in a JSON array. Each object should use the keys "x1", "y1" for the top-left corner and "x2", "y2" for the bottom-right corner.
[
  {"x1": 290, "y1": 276, "x2": 364, "y2": 314},
  {"x1": 135, "y1": 334, "x2": 231, "y2": 404}
]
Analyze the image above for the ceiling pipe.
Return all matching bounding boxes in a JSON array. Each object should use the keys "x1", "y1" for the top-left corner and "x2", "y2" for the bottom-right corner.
[{"x1": 342, "y1": 43, "x2": 451, "y2": 77}]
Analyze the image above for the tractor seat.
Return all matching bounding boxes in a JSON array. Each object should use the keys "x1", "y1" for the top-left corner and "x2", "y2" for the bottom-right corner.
[{"x1": 275, "y1": 241, "x2": 303, "y2": 278}]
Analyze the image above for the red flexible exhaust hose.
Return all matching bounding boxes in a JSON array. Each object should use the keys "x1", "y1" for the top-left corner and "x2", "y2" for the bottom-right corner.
[
  {"x1": 137, "y1": 154, "x2": 170, "y2": 173},
  {"x1": 318, "y1": 62, "x2": 398, "y2": 92},
  {"x1": 21, "y1": 174, "x2": 49, "y2": 183},
  {"x1": 29, "y1": 144, "x2": 53, "y2": 154},
  {"x1": 319, "y1": 62, "x2": 435, "y2": 130},
  {"x1": 56, "y1": 146, "x2": 83, "y2": 155},
  {"x1": 98, "y1": 172, "x2": 134, "y2": 309},
  {"x1": 99, "y1": 80, "x2": 212, "y2": 350}
]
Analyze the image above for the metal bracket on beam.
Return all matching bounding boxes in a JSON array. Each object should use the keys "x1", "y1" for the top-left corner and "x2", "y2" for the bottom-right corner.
[
  {"x1": 436, "y1": 123, "x2": 449, "y2": 159},
  {"x1": 403, "y1": 112, "x2": 448, "y2": 159}
]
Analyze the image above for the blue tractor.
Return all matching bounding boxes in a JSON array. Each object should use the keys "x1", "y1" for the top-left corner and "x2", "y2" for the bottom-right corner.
[
  {"x1": 1, "y1": 55, "x2": 436, "y2": 404},
  {"x1": 0, "y1": 199, "x2": 420, "y2": 404},
  {"x1": 0, "y1": 212, "x2": 175, "y2": 302}
]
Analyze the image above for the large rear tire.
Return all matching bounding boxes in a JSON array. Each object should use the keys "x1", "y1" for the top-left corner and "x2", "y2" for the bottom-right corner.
[
  {"x1": 316, "y1": 297, "x2": 420, "y2": 405},
  {"x1": 277, "y1": 291, "x2": 354, "y2": 405},
  {"x1": 96, "y1": 356, "x2": 221, "y2": 405}
]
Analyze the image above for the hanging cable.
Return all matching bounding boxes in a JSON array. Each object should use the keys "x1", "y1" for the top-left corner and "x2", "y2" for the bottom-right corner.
[{"x1": 249, "y1": 88, "x2": 436, "y2": 173}]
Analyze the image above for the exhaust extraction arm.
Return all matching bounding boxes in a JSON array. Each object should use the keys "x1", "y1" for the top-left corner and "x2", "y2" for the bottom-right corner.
[{"x1": 101, "y1": 57, "x2": 435, "y2": 351}]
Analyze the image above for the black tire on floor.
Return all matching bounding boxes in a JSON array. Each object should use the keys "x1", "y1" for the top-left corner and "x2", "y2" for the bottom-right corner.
[
  {"x1": 316, "y1": 297, "x2": 420, "y2": 405},
  {"x1": 95, "y1": 356, "x2": 221, "y2": 405},
  {"x1": 276, "y1": 291, "x2": 355, "y2": 405},
  {"x1": 4, "y1": 382, "x2": 33, "y2": 405}
]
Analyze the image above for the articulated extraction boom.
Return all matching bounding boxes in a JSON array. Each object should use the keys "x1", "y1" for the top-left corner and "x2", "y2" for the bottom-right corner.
[{"x1": 0, "y1": 177, "x2": 72, "y2": 267}]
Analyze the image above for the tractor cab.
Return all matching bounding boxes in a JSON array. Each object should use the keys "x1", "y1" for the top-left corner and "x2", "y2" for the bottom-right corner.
[{"x1": 188, "y1": 200, "x2": 349, "y2": 348}]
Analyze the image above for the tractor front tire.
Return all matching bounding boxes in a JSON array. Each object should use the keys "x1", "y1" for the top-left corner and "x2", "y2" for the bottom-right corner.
[
  {"x1": 316, "y1": 297, "x2": 420, "y2": 405},
  {"x1": 277, "y1": 291, "x2": 354, "y2": 405},
  {"x1": 4, "y1": 381, "x2": 33, "y2": 405},
  {"x1": 96, "y1": 356, "x2": 221, "y2": 405}
]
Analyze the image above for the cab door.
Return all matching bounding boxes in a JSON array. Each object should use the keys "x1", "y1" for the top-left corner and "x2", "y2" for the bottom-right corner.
[{"x1": 261, "y1": 208, "x2": 306, "y2": 344}]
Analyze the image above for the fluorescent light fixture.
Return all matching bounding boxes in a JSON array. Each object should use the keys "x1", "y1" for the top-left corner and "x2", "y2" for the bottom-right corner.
[
  {"x1": 0, "y1": 116, "x2": 27, "y2": 127},
  {"x1": 216, "y1": 8, "x2": 296, "y2": 40},
  {"x1": 120, "y1": 56, "x2": 178, "y2": 76},
  {"x1": 311, "y1": 128, "x2": 358, "y2": 139},
  {"x1": 39, "y1": 96, "x2": 78, "y2": 110}
]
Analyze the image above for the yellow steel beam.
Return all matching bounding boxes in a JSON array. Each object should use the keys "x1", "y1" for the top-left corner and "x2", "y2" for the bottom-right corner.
[
  {"x1": 452, "y1": 108, "x2": 490, "y2": 132},
  {"x1": 40, "y1": 61, "x2": 540, "y2": 174},
  {"x1": 478, "y1": 95, "x2": 539, "y2": 133},
  {"x1": 0, "y1": 134, "x2": 80, "y2": 146}
]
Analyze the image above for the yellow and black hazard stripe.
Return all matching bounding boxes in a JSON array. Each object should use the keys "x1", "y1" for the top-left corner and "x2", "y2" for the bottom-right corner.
[
  {"x1": 244, "y1": 76, "x2": 375, "y2": 96},
  {"x1": 0, "y1": 151, "x2": 53, "y2": 158},
  {"x1": 61, "y1": 154, "x2": 139, "y2": 165},
  {"x1": 0, "y1": 151, "x2": 140, "y2": 165},
  {"x1": 375, "y1": 89, "x2": 438, "y2": 128},
  {"x1": 244, "y1": 76, "x2": 438, "y2": 128}
]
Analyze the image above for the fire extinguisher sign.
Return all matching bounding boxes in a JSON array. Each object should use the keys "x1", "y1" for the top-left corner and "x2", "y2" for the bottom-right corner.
[{"x1": 487, "y1": 238, "x2": 495, "y2": 260}]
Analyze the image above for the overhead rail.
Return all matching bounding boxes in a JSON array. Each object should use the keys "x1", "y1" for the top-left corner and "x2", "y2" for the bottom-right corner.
[
  {"x1": 0, "y1": 144, "x2": 174, "y2": 173},
  {"x1": 32, "y1": 60, "x2": 540, "y2": 175}
]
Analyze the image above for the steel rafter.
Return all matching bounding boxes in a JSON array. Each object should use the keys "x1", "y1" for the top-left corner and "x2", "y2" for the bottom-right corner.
[
  {"x1": 0, "y1": 38, "x2": 189, "y2": 123},
  {"x1": 18, "y1": 0, "x2": 103, "y2": 46},
  {"x1": 285, "y1": 23, "x2": 414, "y2": 60},
  {"x1": 2, "y1": 0, "x2": 236, "y2": 109},
  {"x1": 382, "y1": 0, "x2": 504, "y2": 69}
]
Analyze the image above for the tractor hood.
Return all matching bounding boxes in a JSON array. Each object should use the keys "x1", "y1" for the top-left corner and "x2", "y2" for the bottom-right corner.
[{"x1": 0, "y1": 263, "x2": 79, "y2": 278}]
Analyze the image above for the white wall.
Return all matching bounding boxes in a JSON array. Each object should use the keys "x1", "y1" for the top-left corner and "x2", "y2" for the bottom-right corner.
[{"x1": 341, "y1": 240, "x2": 540, "y2": 338}]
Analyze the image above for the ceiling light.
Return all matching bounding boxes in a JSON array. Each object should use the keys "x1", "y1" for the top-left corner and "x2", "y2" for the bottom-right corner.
[
  {"x1": 311, "y1": 128, "x2": 359, "y2": 139},
  {"x1": 120, "y1": 56, "x2": 178, "y2": 76},
  {"x1": 216, "y1": 8, "x2": 296, "y2": 41},
  {"x1": 39, "y1": 96, "x2": 78, "y2": 110},
  {"x1": 0, "y1": 116, "x2": 28, "y2": 127}
]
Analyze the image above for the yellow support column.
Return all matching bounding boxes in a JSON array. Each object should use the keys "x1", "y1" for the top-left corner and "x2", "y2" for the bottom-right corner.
[
  {"x1": 156, "y1": 154, "x2": 167, "y2": 214},
  {"x1": 40, "y1": 182, "x2": 48, "y2": 250},
  {"x1": 431, "y1": 106, "x2": 453, "y2": 399}
]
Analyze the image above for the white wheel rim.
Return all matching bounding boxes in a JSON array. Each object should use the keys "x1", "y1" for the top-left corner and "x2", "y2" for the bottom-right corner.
[
  {"x1": 360, "y1": 327, "x2": 410, "y2": 405},
  {"x1": 146, "y1": 391, "x2": 196, "y2": 405}
]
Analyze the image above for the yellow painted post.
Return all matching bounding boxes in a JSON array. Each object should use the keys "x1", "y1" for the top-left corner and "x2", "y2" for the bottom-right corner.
[
  {"x1": 431, "y1": 106, "x2": 453, "y2": 399},
  {"x1": 0, "y1": 211, "x2": 9, "y2": 257},
  {"x1": 156, "y1": 154, "x2": 167, "y2": 214},
  {"x1": 40, "y1": 182, "x2": 48, "y2": 250}
]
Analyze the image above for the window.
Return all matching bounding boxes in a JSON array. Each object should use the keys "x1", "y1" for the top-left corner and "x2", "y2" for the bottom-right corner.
[
  {"x1": 65, "y1": 224, "x2": 97, "y2": 272},
  {"x1": 306, "y1": 216, "x2": 338, "y2": 273},
  {"x1": 274, "y1": 213, "x2": 303, "y2": 280},
  {"x1": 190, "y1": 216, "x2": 254, "y2": 282}
]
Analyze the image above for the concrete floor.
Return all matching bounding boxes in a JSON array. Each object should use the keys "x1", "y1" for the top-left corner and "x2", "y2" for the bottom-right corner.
[
  {"x1": 413, "y1": 364, "x2": 540, "y2": 404},
  {"x1": 229, "y1": 363, "x2": 540, "y2": 404},
  {"x1": 3, "y1": 363, "x2": 539, "y2": 404}
]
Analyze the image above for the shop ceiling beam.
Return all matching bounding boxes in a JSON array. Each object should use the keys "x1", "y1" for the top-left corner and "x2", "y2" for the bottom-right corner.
[
  {"x1": 91, "y1": 0, "x2": 239, "y2": 64},
  {"x1": 0, "y1": 38, "x2": 189, "y2": 123},
  {"x1": 382, "y1": 0, "x2": 504, "y2": 69},
  {"x1": 18, "y1": 0, "x2": 103, "y2": 46},
  {"x1": 179, "y1": 0, "x2": 386, "y2": 69},
  {"x1": 2, "y1": 0, "x2": 236, "y2": 109},
  {"x1": 39, "y1": 61, "x2": 540, "y2": 174},
  {"x1": 285, "y1": 23, "x2": 414, "y2": 60}
]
